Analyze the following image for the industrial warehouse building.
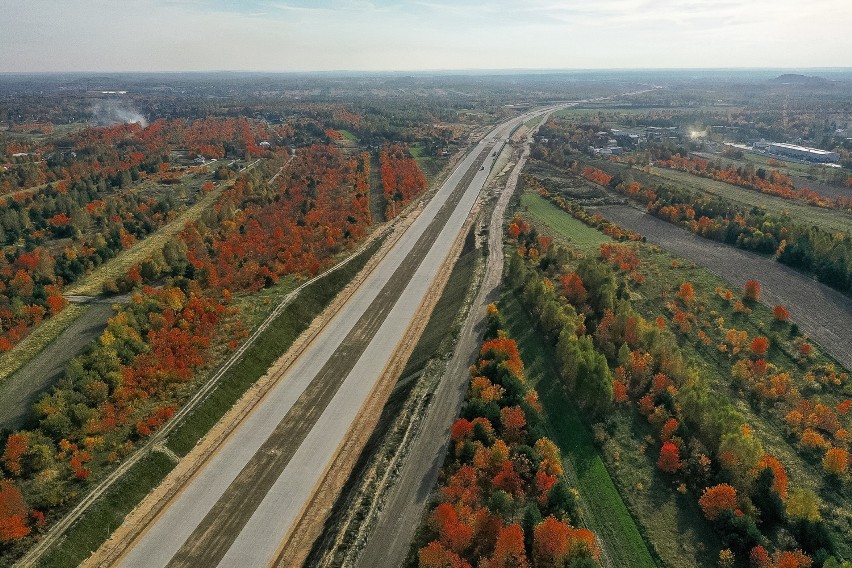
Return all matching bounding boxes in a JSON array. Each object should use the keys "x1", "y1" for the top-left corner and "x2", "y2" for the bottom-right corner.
[{"x1": 765, "y1": 142, "x2": 839, "y2": 163}]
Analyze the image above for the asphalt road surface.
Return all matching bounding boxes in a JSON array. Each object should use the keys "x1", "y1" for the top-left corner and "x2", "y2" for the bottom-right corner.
[{"x1": 117, "y1": 109, "x2": 553, "y2": 568}]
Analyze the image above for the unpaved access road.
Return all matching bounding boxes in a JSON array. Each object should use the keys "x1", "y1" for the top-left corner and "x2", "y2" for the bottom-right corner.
[
  {"x1": 592, "y1": 204, "x2": 852, "y2": 370},
  {"x1": 112, "y1": 110, "x2": 551, "y2": 568}
]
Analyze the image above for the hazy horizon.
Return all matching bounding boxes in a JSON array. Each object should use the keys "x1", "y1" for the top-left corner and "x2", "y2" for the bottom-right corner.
[{"x1": 2, "y1": 0, "x2": 850, "y2": 73}]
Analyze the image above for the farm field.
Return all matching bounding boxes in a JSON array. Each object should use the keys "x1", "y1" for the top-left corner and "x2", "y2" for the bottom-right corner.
[{"x1": 590, "y1": 203, "x2": 852, "y2": 371}]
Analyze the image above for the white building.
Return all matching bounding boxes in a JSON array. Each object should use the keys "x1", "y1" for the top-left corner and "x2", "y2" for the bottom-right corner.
[{"x1": 766, "y1": 143, "x2": 839, "y2": 163}]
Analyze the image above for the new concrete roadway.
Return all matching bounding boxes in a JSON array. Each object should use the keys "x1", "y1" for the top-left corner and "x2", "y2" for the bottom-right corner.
[
  {"x1": 356, "y1": 108, "x2": 556, "y2": 568},
  {"x1": 115, "y1": 108, "x2": 556, "y2": 568}
]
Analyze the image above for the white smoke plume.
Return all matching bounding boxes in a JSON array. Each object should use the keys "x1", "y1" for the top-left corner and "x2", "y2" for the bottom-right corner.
[{"x1": 90, "y1": 100, "x2": 148, "y2": 128}]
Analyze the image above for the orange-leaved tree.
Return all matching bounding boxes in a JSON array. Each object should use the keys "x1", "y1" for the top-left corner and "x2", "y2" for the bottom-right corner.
[
  {"x1": 486, "y1": 523, "x2": 529, "y2": 568},
  {"x1": 750, "y1": 336, "x2": 770, "y2": 357},
  {"x1": 419, "y1": 540, "x2": 471, "y2": 568},
  {"x1": 744, "y1": 280, "x2": 762, "y2": 302},
  {"x1": 532, "y1": 515, "x2": 571, "y2": 565},
  {"x1": 822, "y1": 447, "x2": 849, "y2": 477},
  {"x1": 657, "y1": 441, "x2": 682, "y2": 473},
  {"x1": 773, "y1": 305, "x2": 790, "y2": 322},
  {"x1": 699, "y1": 484, "x2": 737, "y2": 521},
  {"x1": 0, "y1": 480, "x2": 30, "y2": 542},
  {"x1": 676, "y1": 282, "x2": 696, "y2": 304}
]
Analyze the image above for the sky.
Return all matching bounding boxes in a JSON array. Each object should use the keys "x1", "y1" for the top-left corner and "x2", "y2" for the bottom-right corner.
[{"x1": 1, "y1": 0, "x2": 850, "y2": 72}]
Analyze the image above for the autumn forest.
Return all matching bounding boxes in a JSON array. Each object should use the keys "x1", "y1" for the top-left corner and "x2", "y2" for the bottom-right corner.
[{"x1": 0, "y1": 71, "x2": 850, "y2": 568}]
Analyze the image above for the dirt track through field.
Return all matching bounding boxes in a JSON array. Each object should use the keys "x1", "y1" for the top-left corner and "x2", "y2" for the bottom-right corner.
[
  {"x1": 592, "y1": 204, "x2": 852, "y2": 370},
  {"x1": 0, "y1": 303, "x2": 113, "y2": 430}
]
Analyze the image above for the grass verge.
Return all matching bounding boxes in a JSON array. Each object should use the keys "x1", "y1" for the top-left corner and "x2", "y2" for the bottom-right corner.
[{"x1": 38, "y1": 452, "x2": 175, "y2": 568}]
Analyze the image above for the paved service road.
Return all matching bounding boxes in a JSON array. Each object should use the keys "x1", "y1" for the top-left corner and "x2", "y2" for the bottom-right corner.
[
  {"x1": 117, "y1": 109, "x2": 555, "y2": 568},
  {"x1": 0, "y1": 303, "x2": 114, "y2": 431}
]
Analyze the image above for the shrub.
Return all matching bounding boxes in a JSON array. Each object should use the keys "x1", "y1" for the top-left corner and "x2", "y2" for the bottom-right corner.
[{"x1": 744, "y1": 280, "x2": 762, "y2": 302}]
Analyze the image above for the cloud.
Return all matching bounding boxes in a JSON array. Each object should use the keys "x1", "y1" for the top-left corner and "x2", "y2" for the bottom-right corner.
[{"x1": 0, "y1": 0, "x2": 849, "y2": 71}]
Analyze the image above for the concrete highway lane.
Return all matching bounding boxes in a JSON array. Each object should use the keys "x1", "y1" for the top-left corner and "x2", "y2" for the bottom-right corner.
[{"x1": 118, "y1": 109, "x2": 552, "y2": 568}]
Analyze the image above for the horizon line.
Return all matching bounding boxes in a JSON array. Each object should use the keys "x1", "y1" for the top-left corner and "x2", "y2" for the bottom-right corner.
[{"x1": 2, "y1": 66, "x2": 852, "y2": 76}]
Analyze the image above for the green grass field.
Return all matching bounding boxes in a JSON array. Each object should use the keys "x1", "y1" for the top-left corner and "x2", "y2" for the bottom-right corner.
[
  {"x1": 38, "y1": 452, "x2": 176, "y2": 568},
  {"x1": 500, "y1": 291, "x2": 659, "y2": 568},
  {"x1": 338, "y1": 129, "x2": 357, "y2": 142},
  {"x1": 690, "y1": 151, "x2": 850, "y2": 198},
  {"x1": 519, "y1": 192, "x2": 612, "y2": 252}
]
